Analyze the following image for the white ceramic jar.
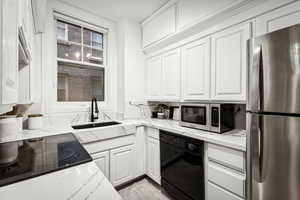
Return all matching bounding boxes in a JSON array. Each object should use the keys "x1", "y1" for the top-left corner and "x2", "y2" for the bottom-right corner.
[
  {"x1": 0, "y1": 116, "x2": 18, "y2": 140},
  {"x1": 28, "y1": 114, "x2": 43, "y2": 130}
]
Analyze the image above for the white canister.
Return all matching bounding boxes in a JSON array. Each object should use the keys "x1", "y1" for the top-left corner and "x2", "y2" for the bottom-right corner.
[
  {"x1": 28, "y1": 114, "x2": 43, "y2": 130},
  {"x1": 0, "y1": 116, "x2": 18, "y2": 140}
]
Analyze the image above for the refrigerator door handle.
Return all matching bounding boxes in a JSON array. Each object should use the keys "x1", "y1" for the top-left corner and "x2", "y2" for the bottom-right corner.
[
  {"x1": 252, "y1": 114, "x2": 265, "y2": 183},
  {"x1": 251, "y1": 45, "x2": 264, "y2": 111}
]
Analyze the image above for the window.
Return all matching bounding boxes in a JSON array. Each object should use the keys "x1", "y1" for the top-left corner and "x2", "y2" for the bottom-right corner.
[{"x1": 56, "y1": 20, "x2": 105, "y2": 102}]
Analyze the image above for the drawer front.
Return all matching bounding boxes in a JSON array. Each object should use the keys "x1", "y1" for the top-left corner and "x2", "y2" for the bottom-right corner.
[
  {"x1": 208, "y1": 182, "x2": 243, "y2": 200},
  {"x1": 147, "y1": 127, "x2": 159, "y2": 140},
  {"x1": 207, "y1": 143, "x2": 245, "y2": 172},
  {"x1": 84, "y1": 135, "x2": 135, "y2": 154},
  {"x1": 208, "y1": 163, "x2": 245, "y2": 197}
]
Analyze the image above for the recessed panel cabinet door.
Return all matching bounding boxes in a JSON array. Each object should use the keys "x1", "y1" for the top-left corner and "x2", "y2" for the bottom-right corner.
[
  {"x1": 110, "y1": 144, "x2": 135, "y2": 186},
  {"x1": 211, "y1": 22, "x2": 251, "y2": 102},
  {"x1": 92, "y1": 151, "x2": 110, "y2": 180},
  {"x1": 146, "y1": 137, "x2": 161, "y2": 184},
  {"x1": 1, "y1": 0, "x2": 18, "y2": 104},
  {"x1": 182, "y1": 37, "x2": 210, "y2": 101},
  {"x1": 255, "y1": 1, "x2": 300, "y2": 36},
  {"x1": 146, "y1": 56, "x2": 162, "y2": 100},
  {"x1": 162, "y1": 49, "x2": 181, "y2": 100}
]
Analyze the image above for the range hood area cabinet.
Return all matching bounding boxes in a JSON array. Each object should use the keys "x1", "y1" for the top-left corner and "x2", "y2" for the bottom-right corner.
[
  {"x1": 146, "y1": 22, "x2": 250, "y2": 102},
  {"x1": 0, "y1": 0, "x2": 19, "y2": 105}
]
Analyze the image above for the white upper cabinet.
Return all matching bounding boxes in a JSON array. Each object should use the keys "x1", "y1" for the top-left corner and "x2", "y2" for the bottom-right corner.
[
  {"x1": 211, "y1": 22, "x2": 251, "y2": 102},
  {"x1": 177, "y1": 0, "x2": 246, "y2": 30},
  {"x1": 147, "y1": 56, "x2": 162, "y2": 100},
  {"x1": 147, "y1": 48, "x2": 181, "y2": 101},
  {"x1": 162, "y1": 49, "x2": 181, "y2": 100},
  {"x1": 255, "y1": 1, "x2": 300, "y2": 36},
  {"x1": 142, "y1": 4, "x2": 176, "y2": 47},
  {"x1": 0, "y1": 0, "x2": 19, "y2": 105},
  {"x1": 182, "y1": 37, "x2": 210, "y2": 101}
]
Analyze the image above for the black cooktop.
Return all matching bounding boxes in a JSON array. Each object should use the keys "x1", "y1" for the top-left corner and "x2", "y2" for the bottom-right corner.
[{"x1": 0, "y1": 133, "x2": 92, "y2": 187}]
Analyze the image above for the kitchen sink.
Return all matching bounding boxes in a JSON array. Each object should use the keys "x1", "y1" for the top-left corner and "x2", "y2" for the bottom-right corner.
[{"x1": 72, "y1": 121, "x2": 121, "y2": 130}]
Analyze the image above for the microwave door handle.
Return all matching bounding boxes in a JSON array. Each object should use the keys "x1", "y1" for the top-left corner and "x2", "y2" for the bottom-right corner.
[{"x1": 251, "y1": 45, "x2": 264, "y2": 111}]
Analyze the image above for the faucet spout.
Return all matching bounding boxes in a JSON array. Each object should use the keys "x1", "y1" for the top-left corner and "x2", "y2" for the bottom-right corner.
[{"x1": 90, "y1": 97, "x2": 99, "y2": 122}]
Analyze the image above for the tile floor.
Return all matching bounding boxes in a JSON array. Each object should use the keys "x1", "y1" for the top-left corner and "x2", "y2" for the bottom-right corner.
[{"x1": 118, "y1": 178, "x2": 173, "y2": 200}]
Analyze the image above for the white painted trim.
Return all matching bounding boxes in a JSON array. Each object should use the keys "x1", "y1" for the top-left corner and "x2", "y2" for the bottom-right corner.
[
  {"x1": 43, "y1": 0, "x2": 117, "y2": 114},
  {"x1": 53, "y1": 11, "x2": 109, "y2": 34}
]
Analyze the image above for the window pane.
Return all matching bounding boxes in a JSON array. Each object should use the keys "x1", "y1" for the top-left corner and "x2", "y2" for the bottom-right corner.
[
  {"x1": 57, "y1": 63, "x2": 104, "y2": 102},
  {"x1": 67, "y1": 23, "x2": 81, "y2": 43},
  {"x1": 83, "y1": 28, "x2": 103, "y2": 48},
  {"x1": 56, "y1": 21, "x2": 66, "y2": 41},
  {"x1": 83, "y1": 46, "x2": 103, "y2": 65},
  {"x1": 57, "y1": 43, "x2": 82, "y2": 61}
]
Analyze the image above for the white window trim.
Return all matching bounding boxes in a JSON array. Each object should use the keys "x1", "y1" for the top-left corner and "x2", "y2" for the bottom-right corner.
[{"x1": 43, "y1": 10, "x2": 111, "y2": 114}]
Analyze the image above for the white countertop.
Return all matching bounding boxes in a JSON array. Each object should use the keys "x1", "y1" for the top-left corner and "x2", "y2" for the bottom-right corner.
[
  {"x1": 0, "y1": 162, "x2": 122, "y2": 200},
  {"x1": 0, "y1": 118, "x2": 246, "y2": 151}
]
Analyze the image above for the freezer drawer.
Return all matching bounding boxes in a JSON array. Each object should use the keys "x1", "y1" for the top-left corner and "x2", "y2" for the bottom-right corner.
[
  {"x1": 208, "y1": 143, "x2": 245, "y2": 172},
  {"x1": 208, "y1": 182, "x2": 244, "y2": 200},
  {"x1": 208, "y1": 163, "x2": 245, "y2": 197},
  {"x1": 249, "y1": 113, "x2": 300, "y2": 200}
]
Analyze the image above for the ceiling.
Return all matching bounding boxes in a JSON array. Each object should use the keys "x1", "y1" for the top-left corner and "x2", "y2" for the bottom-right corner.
[{"x1": 59, "y1": 0, "x2": 169, "y2": 22}]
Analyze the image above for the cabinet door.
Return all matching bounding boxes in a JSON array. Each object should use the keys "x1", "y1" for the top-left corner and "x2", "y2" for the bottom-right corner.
[
  {"x1": 146, "y1": 56, "x2": 162, "y2": 100},
  {"x1": 1, "y1": 0, "x2": 18, "y2": 104},
  {"x1": 182, "y1": 37, "x2": 210, "y2": 101},
  {"x1": 142, "y1": 4, "x2": 176, "y2": 47},
  {"x1": 255, "y1": 1, "x2": 300, "y2": 36},
  {"x1": 162, "y1": 49, "x2": 181, "y2": 100},
  {"x1": 110, "y1": 144, "x2": 135, "y2": 186},
  {"x1": 211, "y1": 22, "x2": 250, "y2": 102},
  {"x1": 92, "y1": 151, "x2": 110, "y2": 179},
  {"x1": 146, "y1": 137, "x2": 161, "y2": 184}
]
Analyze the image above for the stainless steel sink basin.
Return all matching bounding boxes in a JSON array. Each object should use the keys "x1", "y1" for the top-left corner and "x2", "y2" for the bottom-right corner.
[{"x1": 72, "y1": 121, "x2": 121, "y2": 130}]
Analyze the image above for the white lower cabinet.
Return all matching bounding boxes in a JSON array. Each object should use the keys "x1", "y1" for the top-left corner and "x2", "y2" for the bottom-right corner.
[
  {"x1": 208, "y1": 182, "x2": 243, "y2": 200},
  {"x1": 92, "y1": 151, "x2": 110, "y2": 179},
  {"x1": 208, "y1": 163, "x2": 245, "y2": 197},
  {"x1": 146, "y1": 128, "x2": 161, "y2": 184},
  {"x1": 207, "y1": 143, "x2": 246, "y2": 200},
  {"x1": 110, "y1": 144, "x2": 135, "y2": 186}
]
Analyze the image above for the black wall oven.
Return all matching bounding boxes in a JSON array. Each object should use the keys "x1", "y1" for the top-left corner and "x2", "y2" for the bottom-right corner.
[{"x1": 160, "y1": 130, "x2": 204, "y2": 200}]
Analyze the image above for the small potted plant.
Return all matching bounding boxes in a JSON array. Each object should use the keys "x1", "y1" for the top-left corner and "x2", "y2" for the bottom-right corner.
[{"x1": 154, "y1": 104, "x2": 168, "y2": 119}]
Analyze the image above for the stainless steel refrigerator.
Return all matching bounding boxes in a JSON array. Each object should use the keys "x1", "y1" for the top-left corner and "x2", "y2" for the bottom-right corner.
[{"x1": 248, "y1": 24, "x2": 300, "y2": 200}]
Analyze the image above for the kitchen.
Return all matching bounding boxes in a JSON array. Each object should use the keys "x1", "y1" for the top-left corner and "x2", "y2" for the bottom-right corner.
[{"x1": 0, "y1": 0, "x2": 299, "y2": 200}]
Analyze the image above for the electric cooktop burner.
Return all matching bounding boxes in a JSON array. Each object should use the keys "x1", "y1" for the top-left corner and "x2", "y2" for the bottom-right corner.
[{"x1": 0, "y1": 133, "x2": 92, "y2": 187}]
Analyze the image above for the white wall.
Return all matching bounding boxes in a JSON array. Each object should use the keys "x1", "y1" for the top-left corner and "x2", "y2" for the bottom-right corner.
[{"x1": 117, "y1": 19, "x2": 146, "y2": 119}]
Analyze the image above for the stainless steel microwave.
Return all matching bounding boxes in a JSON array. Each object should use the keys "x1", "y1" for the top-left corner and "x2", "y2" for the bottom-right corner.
[{"x1": 179, "y1": 103, "x2": 235, "y2": 133}]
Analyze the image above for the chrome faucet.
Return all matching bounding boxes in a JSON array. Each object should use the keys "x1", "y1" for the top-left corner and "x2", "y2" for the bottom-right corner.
[{"x1": 91, "y1": 97, "x2": 99, "y2": 122}]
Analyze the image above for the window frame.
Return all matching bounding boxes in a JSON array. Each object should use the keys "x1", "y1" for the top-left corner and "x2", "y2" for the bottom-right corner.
[{"x1": 52, "y1": 12, "x2": 109, "y2": 112}]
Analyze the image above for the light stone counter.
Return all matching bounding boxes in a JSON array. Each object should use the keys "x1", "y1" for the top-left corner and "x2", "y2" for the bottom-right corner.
[{"x1": 0, "y1": 119, "x2": 246, "y2": 151}]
